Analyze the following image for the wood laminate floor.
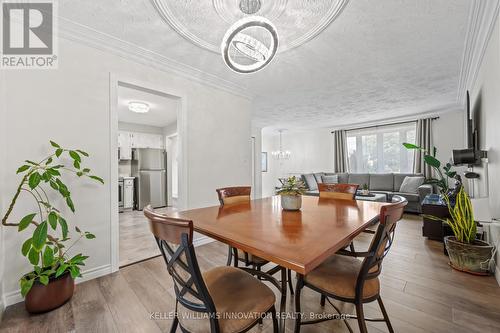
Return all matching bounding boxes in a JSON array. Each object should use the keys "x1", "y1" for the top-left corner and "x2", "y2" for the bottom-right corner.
[
  {"x1": 119, "y1": 207, "x2": 177, "y2": 267},
  {"x1": 2, "y1": 214, "x2": 500, "y2": 332}
]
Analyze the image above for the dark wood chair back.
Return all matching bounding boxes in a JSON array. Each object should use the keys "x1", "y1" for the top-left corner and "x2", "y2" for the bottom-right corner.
[
  {"x1": 318, "y1": 183, "x2": 359, "y2": 200},
  {"x1": 144, "y1": 206, "x2": 220, "y2": 331},
  {"x1": 216, "y1": 186, "x2": 251, "y2": 205},
  {"x1": 355, "y1": 196, "x2": 407, "y2": 301}
]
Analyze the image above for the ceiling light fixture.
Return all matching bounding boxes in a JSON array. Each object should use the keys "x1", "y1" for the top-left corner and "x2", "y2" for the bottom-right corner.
[
  {"x1": 128, "y1": 101, "x2": 150, "y2": 113},
  {"x1": 221, "y1": 0, "x2": 278, "y2": 74},
  {"x1": 272, "y1": 130, "x2": 291, "y2": 159}
]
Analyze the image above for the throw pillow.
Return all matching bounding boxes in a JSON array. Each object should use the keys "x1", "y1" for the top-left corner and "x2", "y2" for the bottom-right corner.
[
  {"x1": 321, "y1": 175, "x2": 339, "y2": 184},
  {"x1": 399, "y1": 176, "x2": 425, "y2": 193},
  {"x1": 302, "y1": 174, "x2": 318, "y2": 191}
]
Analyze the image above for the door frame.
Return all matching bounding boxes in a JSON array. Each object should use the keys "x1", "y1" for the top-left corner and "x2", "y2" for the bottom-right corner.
[{"x1": 109, "y1": 73, "x2": 188, "y2": 272}]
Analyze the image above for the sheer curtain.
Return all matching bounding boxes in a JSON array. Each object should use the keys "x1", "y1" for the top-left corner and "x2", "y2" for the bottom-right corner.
[
  {"x1": 333, "y1": 130, "x2": 348, "y2": 173},
  {"x1": 413, "y1": 118, "x2": 433, "y2": 178}
]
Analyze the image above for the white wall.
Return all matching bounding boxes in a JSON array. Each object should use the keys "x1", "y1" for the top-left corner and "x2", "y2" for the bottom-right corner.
[
  {"x1": 0, "y1": 37, "x2": 252, "y2": 306},
  {"x1": 118, "y1": 121, "x2": 166, "y2": 135},
  {"x1": 251, "y1": 127, "x2": 263, "y2": 199},
  {"x1": 0, "y1": 63, "x2": 5, "y2": 319},
  {"x1": 470, "y1": 14, "x2": 500, "y2": 282}
]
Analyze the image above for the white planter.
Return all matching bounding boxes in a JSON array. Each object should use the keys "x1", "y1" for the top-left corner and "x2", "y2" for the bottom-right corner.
[{"x1": 281, "y1": 195, "x2": 302, "y2": 211}]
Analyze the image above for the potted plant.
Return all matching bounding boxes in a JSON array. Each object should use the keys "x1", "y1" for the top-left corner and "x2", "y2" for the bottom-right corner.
[
  {"x1": 1, "y1": 141, "x2": 104, "y2": 313},
  {"x1": 402, "y1": 143, "x2": 494, "y2": 275},
  {"x1": 276, "y1": 176, "x2": 306, "y2": 211},
  {"x1": 361, "y1": 183, "x2": 369, "y2": 195},
  {"x1": 428, "y1": 187, "x2": 494, "y2": 275}
]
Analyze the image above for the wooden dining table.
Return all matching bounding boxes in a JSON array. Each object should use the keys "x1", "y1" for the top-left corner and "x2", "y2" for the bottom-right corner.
[{"x1": 169, "y1": 195, "x2": 388, "y2": 332}]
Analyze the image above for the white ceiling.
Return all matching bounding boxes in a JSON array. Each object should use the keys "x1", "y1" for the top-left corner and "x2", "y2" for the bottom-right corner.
[
  {"x1": 117, "y1": 84, "x2": 178, "y2": 127},
  {"x1": 60, "y1": 0, "x2": 471, "y2": 129}
]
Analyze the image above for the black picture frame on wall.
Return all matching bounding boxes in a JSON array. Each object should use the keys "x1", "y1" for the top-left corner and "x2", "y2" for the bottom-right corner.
[{"x1": 261, "y1": 152, "x2": 268, "y2": 172}]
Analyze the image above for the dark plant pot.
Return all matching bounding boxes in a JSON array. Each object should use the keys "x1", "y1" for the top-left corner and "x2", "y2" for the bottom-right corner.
[
  {"x1": 281, "y1": 195, "x2": 302, "y2": 211},
  {"x1": 444, "y1": 236, "x2": 494, "y2": 276},
  {"x1": 25, "y1": 272, "x2": 75, "y2": 313}
]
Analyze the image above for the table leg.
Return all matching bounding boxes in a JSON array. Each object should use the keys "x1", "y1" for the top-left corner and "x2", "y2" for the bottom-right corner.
[{"x1": 279, "y1": 267, "x2": 287, "y2": 333}]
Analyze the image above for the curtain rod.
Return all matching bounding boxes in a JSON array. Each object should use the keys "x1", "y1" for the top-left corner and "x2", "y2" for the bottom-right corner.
[{"x1": 331, "y1": 116, "x2": 440, "y2": 133}]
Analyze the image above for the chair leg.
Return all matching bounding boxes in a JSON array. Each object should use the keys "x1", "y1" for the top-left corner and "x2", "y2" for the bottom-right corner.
[
  {"x1": 170, "y1": 316, "x2": 178, "y2": 333},
  {"x1": 232, "y1": 247, "x2": 239, "y2": 267},
  {"x1": 349, "y1": 242, "x2": 356, "y2": 252},
  {"x1": 377, "y1": 296, "x2": 394, "y2": 333},
  {"x1": 294, "y1": 275, "x2": 304, "y2": 333},
  {"x1": 320, "y1": 295, "x2": 326, "y2": 307},
  {"x1": 226, "y1": 245, "x2": 233, "y2": 266},
  {"x1": 287, "y1": 269, "x2": 294, "y2": 295},
  {"x1": 355, "y1": 302, "x2": 368, "y2": 333},
  {"x1": 270, "y1": 305, "x2": 279, "y2": 333}
]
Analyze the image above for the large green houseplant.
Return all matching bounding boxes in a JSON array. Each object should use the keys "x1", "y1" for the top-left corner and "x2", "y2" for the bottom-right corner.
[
  {"x1": 277, "y1": 176, "x2": 306, "y2": 211},
  {"x1": 403, "y1": 143, "x2": 494, "y2": 275},
  {"x1": 1, "y1": 141, "x2": 103, "y2": 312}
]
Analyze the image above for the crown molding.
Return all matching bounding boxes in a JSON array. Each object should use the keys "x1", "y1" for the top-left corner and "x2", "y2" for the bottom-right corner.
[
  {"x1": 457, "y1": 0, "x2": 500, "y2": 103},
  {"x1": 57, "y1": 17, "x2": 253, "y2": 100}
]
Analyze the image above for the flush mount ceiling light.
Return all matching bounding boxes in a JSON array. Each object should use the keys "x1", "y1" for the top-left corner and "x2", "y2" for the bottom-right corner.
[
  {"x1": 221, "y1": 16, "x2": 278, "y2": 74},
  {"x1": 128, "y1": 101, "x2": 150, "y2": 113}
]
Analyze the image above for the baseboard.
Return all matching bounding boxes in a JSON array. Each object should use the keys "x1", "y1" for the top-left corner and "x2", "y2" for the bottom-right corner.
[
  {"x1": 193, "y1": 235, "x2": 215, "y2": 247},
  {"x1": 3, "y1": 264, "x2": 112, "y2": 307}
]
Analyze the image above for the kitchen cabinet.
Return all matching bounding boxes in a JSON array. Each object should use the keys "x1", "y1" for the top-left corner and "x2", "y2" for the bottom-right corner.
[
  {"x1": 123, "y1": 178, "x2": 134, "y2": 209},
  {"x1": 118, "y1": 131, "x2": 164, "y2": 160},
  {"x1": 118, "y1": 132, "x2": 132, "y2": 160}
]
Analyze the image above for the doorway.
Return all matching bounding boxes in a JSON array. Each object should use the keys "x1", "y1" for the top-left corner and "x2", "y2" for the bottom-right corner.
[{"x1": 110, "y1": 75, "x2": 188, "y2": 270}]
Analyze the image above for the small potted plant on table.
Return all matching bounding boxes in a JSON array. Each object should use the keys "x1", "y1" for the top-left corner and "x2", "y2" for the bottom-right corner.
[
  {"x1": 361, "y1": 183, "x2": 370, "y2": 196},
  {"x1": 277, "y1": 176, "x2": 306, "y2": 211},
  {"x1": 1, "y1": 141, "x2": 103, "y2": 313}
]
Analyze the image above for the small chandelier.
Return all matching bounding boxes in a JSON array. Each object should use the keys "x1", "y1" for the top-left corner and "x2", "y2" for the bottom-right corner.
[
  {"x1": 272, "y1": 130, "x2": 291, "y2": 159},
  {"x1": 221, "y1": 1, "x2": 279, "y2": 74}
]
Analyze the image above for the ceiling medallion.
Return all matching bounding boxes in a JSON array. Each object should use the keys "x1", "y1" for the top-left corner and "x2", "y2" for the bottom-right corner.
[
  {"x1": 152, "y1": 0, "x2": 350, "y2": 53},
  {"x1": 221, "y1": 16, "x2": 278, "y2": 74}
]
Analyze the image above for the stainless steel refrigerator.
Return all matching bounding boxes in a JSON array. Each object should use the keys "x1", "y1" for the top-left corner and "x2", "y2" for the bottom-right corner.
[{"x1": 131, "y1": 148, "x2": 167, "y2": 210}]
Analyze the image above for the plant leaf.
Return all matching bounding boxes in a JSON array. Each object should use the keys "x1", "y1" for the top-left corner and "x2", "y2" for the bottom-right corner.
[
  {"x1": 66, "y1": 197, "x2": 75, "y2": 212},
  {"x1": 89, "y1": 175, "x2": 104, "y2": 184},
  {"x1": 69, "y1": 266, "x2": 81, "y2": 279},
  {"x1": 32, "y1": 221, "x2": 48, "y2": 251},
  {"x1": 47, "y1": 168, "x2": 61, "y2": 176},
  {"x1": 69, "y1": 150, "x2": 81, "y2": 162},
  {"x1": 73, "y1": 160, "x2": 80, "y2": 169},
  {"x1": 76, "y1": 149, "x2": 89, "y2": 157},
  {"x1": 402, "y1": 143, "x2": 422, "y2": 150},
  {"x1": 48, "y1": 212, "x2": 58, "y2": 230},
  {"x1": 28, "y1": 172, "x2": 42, "y2": 189},
  {"x1": 50, "y1": 140, "x2": 60, "y2": 148},
  {"x1": 18, "y1": 213, "x2": 36, "y2": 232},
  {"x1": 39, "y1": 275, "x2": 49, "y2": 286},
  {"x1": 55, "y1": 264, "x2": 68, "y2": 278},
  {"x1": 85, "y1": 233, "x2": 96, "y2": 240},
  {"x1": 75, "y1": 226, "x2": 81, "y2": 233},
  {"x1": 49, "y1": 180, "x2": 59, "y2": 191},
  {"x1": 21, "y1": 239, "x2": 32, "y2": 256},
  {"x1": 424, "y1": 155, "x2": 441, "y2": 168},
  {"x1": 59, "y1": 216, "x2": 68, "y2": 239},
  {"x1": 20, "y1": 279, "x2": 34, "y2": 297},
  {"x1": 43, "y1": 246, "x2": 54, "y2": 267},
  {"x1": 28, "y1": 248, "x2": 40, "y2": 265},
  {"x1": 45, "y1": 157, "x2": 53, "y2": 165},
  {"x1": 16, "y1": 165, "x2": 30, "y2": 174},
  {"x1": 55, "y1": 148, "x2": 63, "y2": 157}
]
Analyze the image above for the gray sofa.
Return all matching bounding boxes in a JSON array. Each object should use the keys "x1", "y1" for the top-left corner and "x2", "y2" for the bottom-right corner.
[{"x1": 300, "y1": 172, "x2": 433, "y2": 213}]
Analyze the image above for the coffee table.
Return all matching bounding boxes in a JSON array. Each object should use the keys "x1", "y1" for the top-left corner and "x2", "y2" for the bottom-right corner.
[{"x1": 355, "y1": 192, "x2": 387, "y2": 202}]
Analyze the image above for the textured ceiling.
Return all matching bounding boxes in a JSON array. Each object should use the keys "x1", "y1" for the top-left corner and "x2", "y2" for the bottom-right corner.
[
  {"x1": 59, "y1": 0, "x2": 471, "y2": 129},
  {"x1": 117, "y1": 84, "x2": 178, "y2": 127}
]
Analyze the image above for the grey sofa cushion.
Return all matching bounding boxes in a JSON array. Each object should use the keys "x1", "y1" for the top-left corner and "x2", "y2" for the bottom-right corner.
[
  {"x1": 314, "y1": 173, "x2": 325, "y2": 184},
  {"x1": 348, "y1": 174, "x2": 370, "y2": 186},
  {"x1": 322, "y1": 175, "x2": 338, "y2": 184},
  {"x1": 302, "y1": 174, "x2": 318, "y2": 191},
  {"x1": 325, "y1": 173, "x2": 348, "y2": 183},
  {"x1": 394, "y1": 173, "x2": 422, "y2": 192},
  {"x1": 369, "y1": 174, "x2": 394, "y2": 191},
  {"x1": 399, "y1": 176, "x2": 425, "y2": 194}
]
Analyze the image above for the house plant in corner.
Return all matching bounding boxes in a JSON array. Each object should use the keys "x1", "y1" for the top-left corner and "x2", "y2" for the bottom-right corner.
[
  {"x1": 277, "y1": 176, "x2": 306, "y2": 211},
  {"x1": 1, "y1": 141, "x2": 104, "y2": 313},
  {"x1": 403, "y1": 143, "x2": 494, "y2": 275}
]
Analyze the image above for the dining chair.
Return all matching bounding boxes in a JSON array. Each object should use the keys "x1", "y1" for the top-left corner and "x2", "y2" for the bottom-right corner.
[
  {"x1": 294, "y1": 196, "x2": 408, "y2": 333},
  {"x1": 144, "y1": 205, "x2": 278, "y2": 333},
  {"x1": 318, "y1": 183, "x2": 359, "y2": 199},
  {"x1": 216, "y1": 186, "x2": 294, "y2": 295}
]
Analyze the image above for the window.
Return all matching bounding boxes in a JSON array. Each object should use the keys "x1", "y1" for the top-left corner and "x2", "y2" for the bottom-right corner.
[{"x1": 347, "y1": 122, "x2": 416, "y2": 173}]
